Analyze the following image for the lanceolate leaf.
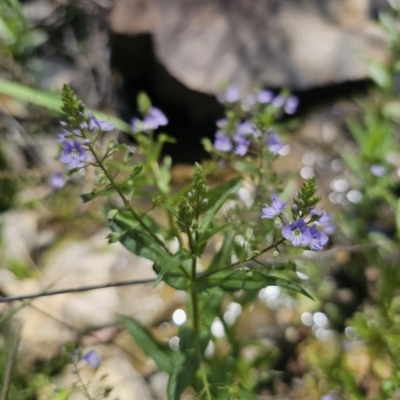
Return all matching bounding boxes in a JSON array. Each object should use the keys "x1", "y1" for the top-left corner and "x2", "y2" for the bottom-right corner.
[
  {"x1": 109, "y1": 211, "x2": 166, "y2": 263},
  {"x1": 0, "y1": 78, "x2": 131, "y2": 132},
  {"x1": 196, "y1": 270, "x2": 313, "y2": 299},
  {"x1": 167, "y1": 326, "x2": 209, "y2": 400},
  {"x1": 153, "y1": 249, "x2": 193, "y2": 287},
  {"x1": 207, "y1": 229, "x2": 235, "y2": 272},
  {"x1": 120, "y1": 316, "x2": 173, "y2": 374},
  {"x1": 199, "y1": 179, "x2": 241, "y2": 232}
]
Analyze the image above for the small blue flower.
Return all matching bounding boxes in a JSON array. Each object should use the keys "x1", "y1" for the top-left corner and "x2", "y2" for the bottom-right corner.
[
  {"x1": 82, "y1": 349, "x2": 101, "y2": 368},
  {"x1": 216, "y1": 118, "x2": 228, "y2": 128},
  {"x1": 59, "y1": 140, "x2": 88, "y2": 170},
  {"x1": 272, "y1": 95, "x2": 285, "y2": 108},
  {"x1": 236, "y1": 121, "x2": 257, "y2": 137},
  {"x1": 214, "y1": 132, "x2": 233, "y2": 152},
  {"x1": 257, "y1": 89, "x2": 273, "y2": 104},
  {"x1": 89, "y1": 114, "x2": 115, "y2": 132},
  {"x1": 311, "y1": 209, "x2": 336, "y2": 234},
  {"x1": 132, "y1": 107, "x2": 168, "y2": 133},
  {"x1": 48, "y1": 172, "x2": 66, "y2": 189},
  {"x1": 266, "y1": 133, "x2": 283, "y2": 154},
  {"x1": 284, "y1": 96, "x2": 299, "y2": 115},
  {"x1": 370, "y1": 164, "x2": 385, "y2": 177},
  {"x1": 282, "y1": 218, "x2": 312, "y2": 246},
  {"x1": 310, "y1": 208, "x2": 326, "y2": 221},
  {"x1": 217, "y1": 84, "x2": 240, "y2": 103},
  {"x1": 309, "y1": 224, "x2": 329, "y2": 250},
  {"x1": 234, "y1": 137, "x2": 251, "y2": 156},
  {"x1": 262, "y1": 195, "x2": 287, "y2": 219}
]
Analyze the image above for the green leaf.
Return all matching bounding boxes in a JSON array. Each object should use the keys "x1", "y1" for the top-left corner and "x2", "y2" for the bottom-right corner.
[
  {"x1": 109, "y1": 211, "x2": 166, "y2": 263},
  {"x1": 198, "y1": 222, "x2": 233, "y2": 246},
  {"x1": 207, "y1": 229, "x2": 235, "y2": 272},
  {"x1": 167, "y1": 351, "x2": 198, "y2": 400},
  {"x1": 0, "y1": 78, "x2": 132, "y2": 132},
  {"x1": 199, "y1": 179, "x2": 241, "y2": 232},
  {"x1": 167, "y1": 326, "x2": 207, "y2": 400},
  {"x1": 161, "y1": 202, "x2": 179, "y2": 218},
  {"x1": 153, "y1": 249, "x2": 192, "y2": 287},
  {"x1": 196, "y1": 270, "x2": 313, "y2": 299},
  {"x1": 368, "y1": 62, "x2": 391, "y2": 89},
  {"x1": 383, "y1": 101, "x2": 400, "y2": 123},
  {"x1": 120, "y1": 316, "x2": 173, "y2": 374}
]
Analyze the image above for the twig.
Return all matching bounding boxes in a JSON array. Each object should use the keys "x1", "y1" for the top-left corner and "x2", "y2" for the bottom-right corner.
[
  {"x1": 0, "y1": 323, "x2": 21, "y2": 400},
  {"x1": 0, "y1": 278, "x2": 155, "y2": 303}
]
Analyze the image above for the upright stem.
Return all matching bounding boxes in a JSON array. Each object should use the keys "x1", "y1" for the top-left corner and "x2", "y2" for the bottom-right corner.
[
  {"x1": 88, "y1": 143, "x2": 171, "y2": 255},
  {"x1": 191, "y1": 269, "x2": 213, "y2": 400}
]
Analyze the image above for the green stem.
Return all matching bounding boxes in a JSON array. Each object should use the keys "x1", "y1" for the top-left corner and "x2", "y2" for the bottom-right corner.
[
  {"x1": 199, "y1": 237, "x2": 286, "y2": 279},
  {"x1": 88, "y1": 143, "x2": 171, "y2": 255},
  {"x1": 74, "y1": 364, "x2": 94, "y2": 400},
  {"x1": 188, "y1": 224, "x2": 212, "y2": 400},
  {"x1": 191, "y1": 285, "x2": 213, "y2": 400}
]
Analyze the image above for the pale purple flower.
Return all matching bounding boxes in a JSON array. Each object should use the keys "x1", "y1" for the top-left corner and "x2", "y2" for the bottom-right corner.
[
  {"x1": 262, "y1": 195, "x2": 287, "y2": 219},
  {"x1": 311, "y1": 209, "x2": 336, "y2": 234},
  {"x1": 284, "y1": 96, "x2": 299, "y2": 115},
  {"x1": 272, "y1": 95, "x2": 285, "y2": 108},
  {"x1": 217, "y1": 84, "x2": 240, "y2": 103},
  {"x1": 320, "y1": 395, "x2": 336, "y2": 400},
  {"x1": 266, "y1": 133, "x2": 283, "y2": 154},
  {"x1": 310, "y1": 208, "x2": 327, "y2": 221},
  {"x1": 131, "y1": 107, "x2": 168, "y2": 133},
  {"x1": 370, "y1": 164, "x2": 386, "y2": 177},
  {"x1": 214, "y1": 132, "x2": 233, "y2": 152},
  {"x1": 322, "y1": 221, "x2": 336, "y2": 235},
  {"x1": 89, "y1": 114, "x2": 115, "y2": 132},
  {"x1": 236, "y1": 121, "x2": 257, "y2": 137},
  {"x1": 216, "y1": 118, "x2": 228, "y2": 128},
  {"x1": 59, "y1": 139, "x2": 88, "y2": 170},
  {"x1": 48, "y1": 172, "x2": 66, "y2": 189},
  {"x1": 82, "y1": 349, "x2": 101, "y2": 368},
  {"x1": 57, "y1": 130, "x2": 68, "y2": 142},
  {"x1": 257, "y1": 89, "x2": 273, "y2": 104},
  {"x1": 282, "y1": 218, "x2": 312, "y2": 246},
  {"x1": 234, "y1": 137, "x2": 251, "y2": 156},
  {"x1": 309, "y1": 224, "x2": 329, "y2": 250}
]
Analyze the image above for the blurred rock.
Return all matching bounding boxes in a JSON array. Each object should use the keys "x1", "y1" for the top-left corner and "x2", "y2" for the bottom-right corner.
[
  {"x1": 2, "y1": 230, "x2": 179, "y2": 365},
  {"x1": 2, "y1": 209, "x2": 40, "y2": 265},
  {"x1": 109, "y1": 0, "x2": 387, "y2": 92},
  {"x1": 149, "y1": 371, "x2": 168, "y2": 400}
]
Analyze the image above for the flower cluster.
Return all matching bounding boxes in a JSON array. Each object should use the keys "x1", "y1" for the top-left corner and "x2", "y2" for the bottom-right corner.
[
  {"x1": 57, "y1": 113, "x2": 115, "y2": 171},
  {"x1": 217, "y1": 84, "x2": 299, "y2": 115},
  {"x1": 213, "y1": 85, "x2": 297, "y2": 156},
  {"x1": 214, "y1": 120, "x2": 284, "y2": 157},
  {"x1": 262, "y1": 193, "x2": 332, "y2": 251}
]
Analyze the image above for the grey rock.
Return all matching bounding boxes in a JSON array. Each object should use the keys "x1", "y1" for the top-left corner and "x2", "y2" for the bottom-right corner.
[{"x1": 109, "y1": 0, "x2": 387, "y2": 91}]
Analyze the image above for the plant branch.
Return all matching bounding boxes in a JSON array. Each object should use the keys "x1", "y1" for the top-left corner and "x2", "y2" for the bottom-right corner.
[
  {"x1": 0, "y1": 278, "x2": 155, "y2": 303},
  {"x1": 199, "y1": 237, "x2": 286, "y2": 279},
  {"x1": 88, "y1": 142, "x2": 171, "y2": 254}
]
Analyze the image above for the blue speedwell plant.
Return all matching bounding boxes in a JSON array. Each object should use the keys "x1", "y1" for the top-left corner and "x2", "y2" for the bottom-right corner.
[{"x1": 55, "y1": 84, "x2": 332, "y2": 399}]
